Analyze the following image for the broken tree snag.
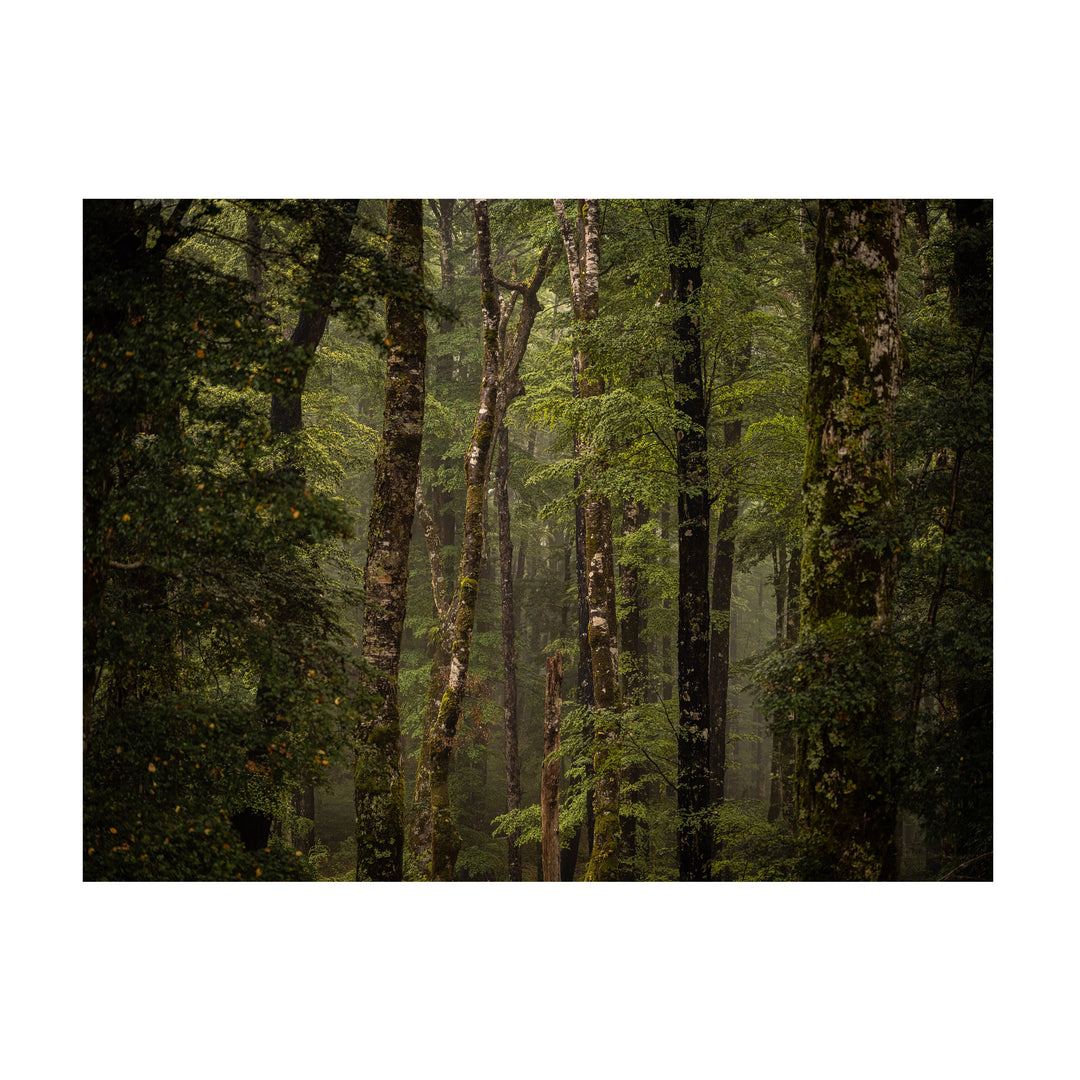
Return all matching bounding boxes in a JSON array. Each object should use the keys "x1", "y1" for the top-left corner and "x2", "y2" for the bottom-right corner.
[{"x1": 541, "y1": 652, "x2": 563, "y2": 882}]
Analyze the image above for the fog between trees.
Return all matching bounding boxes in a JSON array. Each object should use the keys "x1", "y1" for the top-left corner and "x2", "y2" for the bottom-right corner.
[{"x1": 84, "y1": 198, "x2": 991, "y2": 881}]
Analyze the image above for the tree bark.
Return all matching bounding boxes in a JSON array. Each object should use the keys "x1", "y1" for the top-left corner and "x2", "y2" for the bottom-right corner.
[
  {"x1": 354, "y1": 199, "x2": 427, "y2": 881},
  {"x1": 541, "y1": 653, "x2": 564, "y2": 882},
  {"x1": 669, "y1": 200, "x2": 712, "y2": 882},
  {"x1": 709, "y1": 436, "x2": 739, "y2": 812},
  {"x1": 797, "y1": 199, "x2": 905, "y2": 880},
  {"x1": 495, "y1": 418, "x2": 523, "y2": 880},
  {"x1": 428, "y1": 199, "x2": 502, "y2": 881},
  {"x1": 492, "y1": 245, "x2": 556, "y2": 881},
  {"x1": 618, "y1": 500, "x2": 647, "y2": 879},
  {"x1": 554, "y1": 198, "x2": 622, "y2": 882}
]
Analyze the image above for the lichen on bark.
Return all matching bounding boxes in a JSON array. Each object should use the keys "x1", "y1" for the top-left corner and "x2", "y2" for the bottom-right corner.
[
  {"x1": 354, "y1": 199, "x2": 427, "y2": 882},
  {"x1": 554, "y1": 198, "x2": 622, "y2": 881},
  {"x1": 427, "y1": 200, "x2": 503, "y2": 880},
  {"x1": 795, "y1": 199, "x2": 904, "y2": 880}
]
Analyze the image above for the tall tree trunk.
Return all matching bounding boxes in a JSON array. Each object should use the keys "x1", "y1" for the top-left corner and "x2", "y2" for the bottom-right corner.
[
  {"x1": 571, "y1": 464, "x2": 596, "y2": 867},
  {"x1": 554, "y1": 198, "x2": 622, "y2": 882},
  {"x1": 668, "y1": 200, "x2": 712, "y2": 882},
  {"x1": 583, "y1": 495, "x2": 621, "y2": 881},
  {"x1": 797, "y1": 199, "x2": 905, "y2": 880},
  {"x1": 541, "y1": 653, "x2": 564, "y2": 882},
  {"x1": 708, "y1": 228, "x2": 755, "y2": 826},
  {"x1": 561, "y1": 490, "x2": 592, "y2": 880},
  {"x1": 428, "y1": 199, "x2": 503, "y2": 881},
  {"x1": 496, "y1": 418, "x2": 523, "y2": 880},
  {"x1": 354, "y1": 199, "x2": 427, "y2": 881},
  {"x1": 492, "y1": 246, "x2": 556, "y2": 881},
  {"x1": 618, "y1": 500, "x2": 647, "y2": 879}
]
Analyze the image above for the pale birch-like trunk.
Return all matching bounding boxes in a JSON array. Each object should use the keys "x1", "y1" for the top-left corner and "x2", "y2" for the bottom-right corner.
[{"x1": 553, "y1": 198, "x2": 621, "y2": 882}]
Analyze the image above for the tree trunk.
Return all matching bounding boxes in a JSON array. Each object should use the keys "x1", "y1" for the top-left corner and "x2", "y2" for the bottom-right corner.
[
  {"x1": 618, "y1": 500, "x2": 647, "y2": 879},
  {"x1": 668, "y1": 200, "x2": 712, "y2": 882},
  {"x1": 490, "y1": 246, "x2": 556, "y2": 882},
  {"x1": 428, "y1": 199, "x2": 502, "y2": 881},
  {"x1": 553, "y1": 198, "x2": 622, "y2": 882},
  {"x1": 541, "y1": 653, "x2": 564, "y2": 882},
  {"x1": 354, "y1": 199, "x2": 427, "y2": 881},
  {"x1": 797, "y1": 199, "x2": 905, "y2": 880},
  {"x1": 561, "y1": 491, "x2": 592, "y2": 880},
  {"x1": 584, "y1": 493, "x2": 621, "y2": 881},
  {"x1": 496, "y1": 418, "x2": 523, "y2": 880}
]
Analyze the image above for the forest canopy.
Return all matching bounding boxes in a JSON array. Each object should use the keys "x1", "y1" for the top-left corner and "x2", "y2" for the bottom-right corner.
[{"x1": 83, "y1": 197, "x2": 991, "y2": 882}]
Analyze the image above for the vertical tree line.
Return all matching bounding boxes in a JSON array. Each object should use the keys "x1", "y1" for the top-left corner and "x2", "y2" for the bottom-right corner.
[{"x1": 85, "y1": 197, "x2": 991, "y2": 882}]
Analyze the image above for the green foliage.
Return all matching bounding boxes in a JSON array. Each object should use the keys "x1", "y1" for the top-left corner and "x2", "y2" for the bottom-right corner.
[
  {"x1": 711, "y1": 802, "x2": 799, "y2": 881},
  {"x1": 491, "y1": 803, "x2": 542, "y2": 847},
  {"x1": 82, "y1": 199, "x2": 408, "y2": 880}
]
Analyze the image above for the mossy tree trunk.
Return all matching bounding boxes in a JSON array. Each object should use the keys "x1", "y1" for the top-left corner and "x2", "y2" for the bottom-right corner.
[
  {"x1": 618, "y1": 499, "x2": 647, "y2": 879},
  {"x1": 554, "y1": 198, "x2": 622, "y2": 882},
  {"x1": 428, "y1": 199, "x2": 503, "y2": 881},
  {"x1": 354, "y1": 199, "x2": 427, "y2": 881},
  {"x1": 559, "y1": 474, "x2": 595, "y2": 879},
  {"x1": 541, "y1": 653, "x2": 563, "y2": 882},
  {"x1": 495, "y1": 420, "x2": 523, "y2": 880},
  {"x1": 668, "y1": 199, "x2": 712, "y2": 882},
  {"x1": 408, "y1": 500, "x2": 455, "y2": 879},
  {"x1": 796, "y1": 199, "x2": 905, "y2": 880}
]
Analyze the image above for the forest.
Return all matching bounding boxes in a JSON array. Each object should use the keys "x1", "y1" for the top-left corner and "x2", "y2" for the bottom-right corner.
[{"x1": 82, "y1": 197, "x2": 992, "y2": 882}]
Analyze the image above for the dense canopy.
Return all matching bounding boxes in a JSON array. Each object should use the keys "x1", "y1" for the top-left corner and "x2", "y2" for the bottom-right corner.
[{"x1": 83, "y1": 198, "x2": 991, "y2": 882}]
